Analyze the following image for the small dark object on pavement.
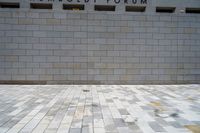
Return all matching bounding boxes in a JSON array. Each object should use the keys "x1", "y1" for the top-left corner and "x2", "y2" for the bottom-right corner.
[{"x1": 83, "y1": 89, "x2": 90, "y2": 92}]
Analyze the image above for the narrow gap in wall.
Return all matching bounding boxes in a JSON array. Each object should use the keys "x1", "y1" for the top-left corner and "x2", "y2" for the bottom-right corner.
[
  {"x1": 126, "y1": 6, "x2": 146, "y2": 12},
  {"x1": 0, "y1": 2, "x2": 20, "y2": 8},
  {"x1": 63, "y1": 4, "x2": 84, "y2": 10},
  {"x1": 30, "y1": 3, "x2": 52, "y2": 9},
  {"x1": 94, "y1": 5, "x2": 115, "y2": 11},
  {"x1": 156, "y1": 7, "x2": 176, "y2": 13},
  {"x1": 185, "y1": 8, "x2": 200, "y2": 14}
]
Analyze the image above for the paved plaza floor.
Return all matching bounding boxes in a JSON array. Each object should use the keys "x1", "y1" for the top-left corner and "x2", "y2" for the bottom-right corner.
[{"x1": 0, "y1": 85, "x2": 200, "y2": 133}]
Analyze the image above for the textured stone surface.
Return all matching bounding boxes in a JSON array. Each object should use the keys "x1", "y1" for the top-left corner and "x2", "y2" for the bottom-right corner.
[
  {"x1": 0, "y1": 85, "x2": 200, "y2": 133},
  {"x1": 0, "y1": 0, "x2": 200, "y2": 84}
]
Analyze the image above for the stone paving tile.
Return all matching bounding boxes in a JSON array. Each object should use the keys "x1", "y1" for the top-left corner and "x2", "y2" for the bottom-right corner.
[{"x1": 0, "y1": 85, "x2": 200, "y2": 133}]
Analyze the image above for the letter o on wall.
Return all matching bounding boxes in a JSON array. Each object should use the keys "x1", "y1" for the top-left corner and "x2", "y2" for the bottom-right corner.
[{"x1": 132, "y1": 0, "x2": 137, "y2": 4}]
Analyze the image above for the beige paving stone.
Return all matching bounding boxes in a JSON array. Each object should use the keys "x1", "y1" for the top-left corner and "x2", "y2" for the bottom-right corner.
[{"x1": 185, "y1": 125, "x2": 200, "y2": 133}]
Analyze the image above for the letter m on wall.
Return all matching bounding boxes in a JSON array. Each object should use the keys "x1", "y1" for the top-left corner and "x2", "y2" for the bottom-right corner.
[{"x1": 141, "y1": 0, "x2": 147, "y2": 4}]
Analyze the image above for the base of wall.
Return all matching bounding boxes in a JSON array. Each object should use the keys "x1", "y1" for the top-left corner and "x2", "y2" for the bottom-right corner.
[
  {"x1": 0, "y1": 80, "x2": 199, "y2": 85},
  {"x1": 0, "y1": 80, "x2": 47, "y2": 85}
]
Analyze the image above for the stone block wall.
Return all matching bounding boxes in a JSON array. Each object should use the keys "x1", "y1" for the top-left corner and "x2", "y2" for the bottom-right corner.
[{"x1": 0, "y1": 0, "x2": 200, "y2": 84}]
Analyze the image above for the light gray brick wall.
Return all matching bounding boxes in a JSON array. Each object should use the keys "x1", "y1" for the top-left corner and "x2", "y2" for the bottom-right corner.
[{"x1": 0, "y1": 0, "x2": 200, "y2": 84}]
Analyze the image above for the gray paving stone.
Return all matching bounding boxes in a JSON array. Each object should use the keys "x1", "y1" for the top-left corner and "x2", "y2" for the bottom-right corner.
[
  {"x1": 105, "y1": 124, "x2": 117, "y2": 132},
  {"x1": 118, "y1": 109, "x2": 129, "y2": 115},
  {"x1": 69, "y1": 128, "x2": 81, "y2": 133},
  {"x1": 0, "y1": 127, "x2": 9, "y2": 133},
  {"x1": 113, "y1": 118, "x2": 126, "y2": 127},
  {"x1": 169, "y1": 121, "x2": 183, "y2": 128},
  {"x1": 149, "y1": 121, "x2": 166, "y2": 132}
]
